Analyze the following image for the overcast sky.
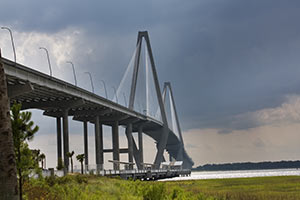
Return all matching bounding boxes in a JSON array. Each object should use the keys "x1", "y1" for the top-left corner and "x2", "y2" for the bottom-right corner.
[{"x1": 1, "y1": 0, "x2": 300, "y2": 168}]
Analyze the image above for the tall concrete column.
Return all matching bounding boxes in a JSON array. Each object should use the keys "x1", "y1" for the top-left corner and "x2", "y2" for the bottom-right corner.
[
  {"x1": 94, "y1": 116, "x2": 100, "y2": 172},
  {"x1": 99, "y1": 123, "x2": 104, "y2": 170},
  {"x1": 126, "y1": 124, "x2": 133, "y2": 169},
  {"x1": 112, "y1": 121, "x2": 120, "y2": 170},
  {"x1": 62, "y1": 109, "x2": 69, "y2": 175},
  {"x1": 138, "y1": 126, "x2": 144, "y2": 165},
  {"x1": 56, "y1": 117, "x2": 62, "y2": 167},
  {"x1": 83, "y1": 121, "x2": 88, "y2": 169}
]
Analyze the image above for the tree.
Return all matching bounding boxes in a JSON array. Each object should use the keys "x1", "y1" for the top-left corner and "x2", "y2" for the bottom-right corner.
[
  {"x1": 39, "y1": 153, "x2": 46, "y2": 169},
  {"x1": 11, "y1": 102, "x2": 39, "y2": 200},
  {"x1": 31, "y1": 149, "x2": 40, "y2": 167},
  {"x1": 56, "y1": 157, "x2": 64, "y2": 170},
  {"x1": 66, "y1": 151, "x2": 75, "y2": 173},
  {"x1": 0, "y1": 49, "x2": 19, "y2": 199},
  {"x1": 76, "y1": 154, "x2": 85, "y2": 174}
]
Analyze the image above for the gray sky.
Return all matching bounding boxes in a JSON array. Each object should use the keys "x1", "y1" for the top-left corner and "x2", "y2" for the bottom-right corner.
[{"x1": 1, "y1": 0, "x2": 300, "y2": 168}]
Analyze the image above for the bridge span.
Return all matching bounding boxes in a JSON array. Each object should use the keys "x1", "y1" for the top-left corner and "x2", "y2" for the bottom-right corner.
[{"x1": 2, "y1": 31, "x2": 194, "y2": 174}]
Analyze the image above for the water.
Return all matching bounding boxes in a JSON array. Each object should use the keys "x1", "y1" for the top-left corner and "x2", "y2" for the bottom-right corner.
[{"x1": 160, "y1": 168, "x2": 300, "y2": 181}]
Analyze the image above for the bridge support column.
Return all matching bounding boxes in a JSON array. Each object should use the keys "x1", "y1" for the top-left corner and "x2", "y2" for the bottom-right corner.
[
  {"x1": 125, "y1": 124, "x2": 133, "y2": 169},
  {"x1": 83, "y1": 121, "x2": 88, "y2": 170},
  {"x1": 94, "y1": 116, "x2": 103, "y2": 172},
  {"x1": 154, "y1": 126, "x2": 169, "y2": 169},
  {"x1": 138, "y1": 126, "x2": 144, "y2": 166},
  {"x1": 62, "y1": 109, "x2": 69, "y2": 175},
  {"x1": 112, "y1": 121, "x2": 120, "y2": 170},
  {"x1": 99, "y1": 123, "x2": 104, "y2": 170},
  {"x1": 56, "y1": 117, "x2": 62, "y2": 168}
]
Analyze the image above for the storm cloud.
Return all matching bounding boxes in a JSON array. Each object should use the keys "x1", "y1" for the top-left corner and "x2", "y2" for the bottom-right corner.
[{"x1": 1, "y1": 0, "x2": 300, "y2": 166}]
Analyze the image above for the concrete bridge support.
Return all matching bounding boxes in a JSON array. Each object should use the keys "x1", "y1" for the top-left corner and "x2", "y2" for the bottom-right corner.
[
  {"x1": 138, "y1": 126, "x2": 144, "y2": 166},
  {"x1": 95, "y1": 116, "x2": 104, "y2": 171},
  {"x1": 62, "y1": 109, "x2": 69, "y2": 175},
  {"x1": 56, "y1": 117, "x2": 62, "y2": 168},
  {"x1": 99, "y1": 123, "x2": 104, "y2": 169},
  {"x1": 126, "y1": 124, "x2": 134, "y2": 169},
  {"x1": 112, "y1": 121, "x2": 120, "y2": 170},
  {"x1": 83, "y1": 121, "x2": 88, "y2": 169}
]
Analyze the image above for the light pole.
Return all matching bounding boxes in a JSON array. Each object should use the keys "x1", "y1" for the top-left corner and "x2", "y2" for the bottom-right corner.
[
  {"x1": 84, "y1": 72, "x2": 94, "y2": 93},
  {"x1": 100, "y1": 80, "x2": 108, "y2": 99},
  {"x1": 66, "y1": 61, "x2": 77, "y2": 86},
  {"x1": 1, "y1": 26, "x2": 16, "y2": 63},
  {"x1": 39, "y1": 47, "x2": 52, "y2": 77},
  {"x1": 112, "y1": 86, "x2": 118, "y2": 103},
  {"x1": 123, "y1": 93, "x2": 127, "y2": 107}
]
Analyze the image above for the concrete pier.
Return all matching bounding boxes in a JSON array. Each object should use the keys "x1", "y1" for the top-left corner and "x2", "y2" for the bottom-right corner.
[
  {"x1": 126, "y1": 124, "x2": 134, "y2": 169},
  {"x1": 62, "y1": 109, "x2": 69, "y2": 175},
  {"x1": 56, "y1": 117, "x2": 62, "y2": 167},
  {"x1": 112, "y1": 121, "x2": 120, "y2": 170},
  {"x1": 94, "y1": 116, "x2": 101, "y2": 171},
  {"x1": 83, "y1": 121, "x2": 88, "y2": 168},
  {"x1": 99, "y1": 123, "x2": 104, "y2": 170},
  {"x1": 138, "y1": 126, "x2": 144, "y2": 165}
]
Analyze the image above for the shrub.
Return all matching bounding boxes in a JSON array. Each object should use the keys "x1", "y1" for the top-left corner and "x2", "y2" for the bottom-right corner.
[{"x1": 143, "y1": 183, "x2": 167, "y2": 200}]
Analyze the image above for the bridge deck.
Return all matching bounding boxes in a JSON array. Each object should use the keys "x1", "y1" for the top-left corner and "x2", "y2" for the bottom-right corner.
[{"x1": 3, "y1": 57, "x2": 194, "y2": 169}]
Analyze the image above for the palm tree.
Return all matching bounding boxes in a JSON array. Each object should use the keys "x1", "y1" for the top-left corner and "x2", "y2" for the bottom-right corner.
[
  {"x1": 0, "y1": 49, "x2": 18, "y2": 200},
  {"x1": 39, "y1": 153, "x2": 46, "y2": 169},
  {"x1": 66, "y1": 151, "x2": 75, "y2": 173},
  {"x1": 76, "y1": 154, "x2": 85, "y2": 174}
]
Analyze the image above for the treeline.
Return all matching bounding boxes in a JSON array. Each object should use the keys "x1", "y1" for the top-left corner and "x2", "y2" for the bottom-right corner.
[{"x1": 193, "y1": 160, "x2": 300, "y2": 171}]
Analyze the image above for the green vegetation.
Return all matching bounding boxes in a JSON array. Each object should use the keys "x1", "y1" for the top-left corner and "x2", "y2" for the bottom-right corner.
[
  {"x1": 23, "y1": 175, "x2": 300, "y2": 200},
  {"x1": 11, "y1": 102, "x2": 39, "y2": 199},
  {"x1": 76, "y1": 154, "x2": 85, "y2": 174},
  {"x1": 57, "y1": 157, "x2": 64, "y2": 170},
  {"x1": 66, "y1": 151, "x2": 75, "y2": 173}
]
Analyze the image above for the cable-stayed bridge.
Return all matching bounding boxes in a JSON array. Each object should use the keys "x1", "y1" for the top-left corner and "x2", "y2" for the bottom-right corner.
[{"x1": 2, "y1": 31, "x2": 194, "y2": 174}]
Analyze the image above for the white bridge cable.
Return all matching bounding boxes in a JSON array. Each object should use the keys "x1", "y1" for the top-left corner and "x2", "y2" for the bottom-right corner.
[
  {"x1": 134, "y1": 42, "x2": 146, "y2": 113},
  {"x1": 169, "y1": 91, "x2": 181, "y2": 141},
  {"x1": 114, "y1": 46, "x2": 137, "y2": 106},
  {"x1": 144, "y1": 41, "x2": 162, "y2": 122},
  {"x1": 145, "y1": 44, "x2": 149, "y2": 116},
  {"x1": 113, "y1": 37, "x2": 163, "y2": 123}
]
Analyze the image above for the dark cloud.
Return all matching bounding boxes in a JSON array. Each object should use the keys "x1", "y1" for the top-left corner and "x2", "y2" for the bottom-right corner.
[{"x1": 2, "y1": 0, "x2": 300, "y2": 132}]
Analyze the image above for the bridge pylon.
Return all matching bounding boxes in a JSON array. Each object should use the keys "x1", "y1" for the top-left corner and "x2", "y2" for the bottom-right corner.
[
  {"x1": 129, "y1": 31, "x2": 170, "y2": 169},
  {"x1": 162, "y1": 82, "x2": 194, "y2": 168}
]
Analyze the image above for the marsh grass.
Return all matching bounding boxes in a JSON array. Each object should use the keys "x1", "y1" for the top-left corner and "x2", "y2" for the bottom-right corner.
[
  {"x1": 23, "y1": 175, "x2": 300, "y2": 200},
  {"x1": 165, "y1": 176, "x2": 300, "y2": 200}
]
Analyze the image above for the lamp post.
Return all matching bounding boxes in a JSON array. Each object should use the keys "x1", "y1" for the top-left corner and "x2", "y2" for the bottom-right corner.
[
  {"x1": 1, "y1": 26, "x2": 16, "y2": 63},
  {"x1": 112, "y1": 86, "x2": 118, "y2": 103},
  {"x1": 66, "y1": 61, "x2": 77, "y2": 86},
  {"x1": 84, "y1": 72, "x2": 94, "y2": 93},
  {"x1": 100, "y1": 80, "x2": 108, "y2": 99},
  {"x1": 39, "y1": 47, "x2": 52, "y2": 77}
]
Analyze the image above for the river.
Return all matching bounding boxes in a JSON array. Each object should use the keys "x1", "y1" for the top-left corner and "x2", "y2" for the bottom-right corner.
[{"x1": 160, "y1": 168, "x2": 300, "y2": 181}]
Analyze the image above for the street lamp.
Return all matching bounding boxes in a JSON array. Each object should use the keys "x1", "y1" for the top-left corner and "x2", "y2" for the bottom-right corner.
[
  {"x1": 1, "y1": 26, "x2": 16, "y2": 63},
  {"x1": 100, "y1": 80, "x2": 108, "y2": 99},
  {"x1": 112, "y1": 86, "x2": 118, "y2": 103},
  {"x1": 84, "y1": 72, "x2": 94, "y2": 93},
  {"x1": 39, "y1": 47, "x2": 52, "y2": 77},
  {"x1": 66, "y1": 61, "x2": 77, "y2": 86}
]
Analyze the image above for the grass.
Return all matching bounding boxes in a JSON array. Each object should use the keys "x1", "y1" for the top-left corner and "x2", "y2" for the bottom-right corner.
[
  {"x1": 165, "y1": 176, "x2": 300, "y2": 200},
  {"x1": 23, "y1": 175, "x2": 300, "y2": 200}
]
